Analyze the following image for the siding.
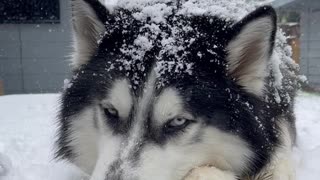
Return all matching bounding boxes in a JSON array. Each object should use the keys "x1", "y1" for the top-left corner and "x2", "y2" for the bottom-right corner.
[
  {"x1": 300, "y1": 5, "x2": 320, "y2": 86},
  {"x1": 1, "y1": 0, "x2": 319, "y2": 93},
  {"x1": 0, "y1": 0, "x2": 72, "y2": 94}
]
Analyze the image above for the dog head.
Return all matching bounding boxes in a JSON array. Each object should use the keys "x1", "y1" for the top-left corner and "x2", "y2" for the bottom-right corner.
[{"x1": 56, "y1": 0, "x2": 277, "y2": 179}]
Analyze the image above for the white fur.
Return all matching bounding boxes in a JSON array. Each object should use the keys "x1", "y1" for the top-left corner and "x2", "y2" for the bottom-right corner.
[
  {"x1": 183, "y1": 121, "x2": 296, "y2": 180},
  {"x1": 71, "y1": 0, "x2": 106, "y2": 68},
  {"x1": 68, "y1": 106, "x2": 122, "y2": 175},
  {"x1": 69, "y1": 71, "x2": 253, "y2": 180},
  {"x1": 249, "y1": 121, "x2": 296, "y2": 180},
  {"x1": 68, "y1": 108, "x2": 99, "y2": 174},
  {"x1": 69, "y1": 106, "x2": 124, "y2": 178},
  {"x1": 118, "y1": 72, "x2": 157, "y2": 162},
  {"x1": 67, "y1": 91, "x2": 295, "y2": 180},
  {"x1": 185, "y1": 167, "x2": 236, "y2": 180},
  {"x1": 137, "y1": 126, "x2": 253, "y2": 180},
  {"x1": 89, "y1": 134, "x2": 122, "y2": 180},
  {"x1": 153, "y1": 88, "x2": 192, "y2": 125},
  {"x1": 90, "y1": 72, "x2": 159, "y2": 180},
  {"x1": 271, "y1": 122, "x2": 296, "y2": 180},
  {"x1": 227, "y1": 17, "x2": 273, "y2": 97},
  {"x1": 104, "y1": 79, "x2": 132, "y2": 119}
]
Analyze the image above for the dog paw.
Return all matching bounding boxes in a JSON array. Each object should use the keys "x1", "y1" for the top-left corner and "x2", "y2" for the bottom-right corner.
[{"x1": 184, "y1": 166, "x2": 236, "y2": 180}]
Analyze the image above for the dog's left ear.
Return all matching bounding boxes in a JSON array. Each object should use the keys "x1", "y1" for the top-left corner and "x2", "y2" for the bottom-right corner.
[
  {"x1": 226, "y1": 6, "x2": 277, "y2": 97},
  {"x1": 71, "y1": 0, "x2": 110, "y2": 68}
]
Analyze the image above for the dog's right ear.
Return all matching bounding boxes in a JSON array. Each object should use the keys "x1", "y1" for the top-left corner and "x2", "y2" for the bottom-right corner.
[
  {"x1": 71, "y1": 0, "x2": 109, "y2": 68},
  {"x1": 226, "y1": 6, "x2": 277, "y2": 97}
]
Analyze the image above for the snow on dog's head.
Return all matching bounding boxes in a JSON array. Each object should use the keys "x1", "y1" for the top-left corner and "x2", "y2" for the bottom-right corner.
[{"x1": 56, "y1": 0, "x2": 298, "y2": 180}]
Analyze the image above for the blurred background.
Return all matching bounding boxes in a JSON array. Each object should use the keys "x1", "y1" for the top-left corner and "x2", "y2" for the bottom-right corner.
[{"x1": 0, "y1": 0, "x2": 319, "y2": 95}]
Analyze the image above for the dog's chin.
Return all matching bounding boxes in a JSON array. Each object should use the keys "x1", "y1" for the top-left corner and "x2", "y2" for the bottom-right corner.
[
  {"x1": 183, "y1": 167, "x2": 274, "y2": 180},
  {"x1": 183, "y1": 166, "x2": 236, "y2": 180}
]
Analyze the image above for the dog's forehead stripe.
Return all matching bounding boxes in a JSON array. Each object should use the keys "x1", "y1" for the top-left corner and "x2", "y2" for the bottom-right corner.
[{"x1": 119, "y1": 71, "x2": 157, "y2": 161}]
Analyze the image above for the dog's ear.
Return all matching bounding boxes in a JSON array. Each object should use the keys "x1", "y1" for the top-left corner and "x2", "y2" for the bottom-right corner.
[
  {"x1": 226, "y1": 6, "x2": 277, "y2": 97},
  {"x1": 71, "y1": 0, "x2": 109, "y2": 68}
]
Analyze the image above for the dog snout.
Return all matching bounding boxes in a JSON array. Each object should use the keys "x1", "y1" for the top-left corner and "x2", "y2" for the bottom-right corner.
[{"x1": 104, "y1": 160, "x2": 139, "y2": 180}]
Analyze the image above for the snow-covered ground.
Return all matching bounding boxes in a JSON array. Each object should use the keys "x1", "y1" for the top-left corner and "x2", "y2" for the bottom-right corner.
[
  {"x1": 0, "y1": 92, "x2": 319, "y2": 180},
  {"x1": 0, "y1": 94, "x2": 84, "y2": 180}
]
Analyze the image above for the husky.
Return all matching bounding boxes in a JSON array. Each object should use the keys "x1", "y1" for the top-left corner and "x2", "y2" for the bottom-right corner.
[{"x1": 56, "y1": 0, "x2": 299, "y2": 180}]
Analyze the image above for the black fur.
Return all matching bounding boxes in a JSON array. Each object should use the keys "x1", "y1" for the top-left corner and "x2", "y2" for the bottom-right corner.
[{"x1": 56, "y1": 0, "x2": 297, "y2": 178}]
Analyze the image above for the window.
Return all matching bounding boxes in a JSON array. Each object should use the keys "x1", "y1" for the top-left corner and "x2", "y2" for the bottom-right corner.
[
  {"x1": 277, "y1": 10, "x2": 301, "y2": 63},
  {"x1": 0, "y1": 0, "x2": 60, "y2": 24}
]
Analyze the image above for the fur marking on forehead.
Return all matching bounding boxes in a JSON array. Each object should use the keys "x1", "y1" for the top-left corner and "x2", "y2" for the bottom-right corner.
[
  {"x1": 100, "y1": 10, "x2": 197, "y2": 89},
  {"x1": 98, "y1": 1, "x2": 239, "y2": 89}
]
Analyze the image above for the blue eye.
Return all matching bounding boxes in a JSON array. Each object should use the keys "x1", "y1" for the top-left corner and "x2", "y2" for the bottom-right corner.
[
  {"x1": 103, "y1": 105, "x2": 119, "y2": 128},
  {"x1": 104, "y1": 107, "x2": 118, "y2": 117},
  {"x1": 104, "y1": 108, "x2": 118, "y2": 119},
  {"x1": 102, "y1": 103, "x2": 118, "y2": 119},
  {"x1": 169, "y1": 118, "x2": 187, "y2": 127},
  {"x1": 164, "y1": 118, "x2": 195, "y2": 134}
]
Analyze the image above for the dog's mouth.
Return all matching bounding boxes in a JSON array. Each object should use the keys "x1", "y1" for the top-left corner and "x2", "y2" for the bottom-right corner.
[{"x1": 182, "y1": 165, "x2": 215, "y2": 180}]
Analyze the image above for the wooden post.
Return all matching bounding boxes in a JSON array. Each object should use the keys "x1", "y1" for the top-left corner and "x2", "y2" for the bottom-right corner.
[{"x1": 0, "y1": 79, "x2": 4, "y2": 95}]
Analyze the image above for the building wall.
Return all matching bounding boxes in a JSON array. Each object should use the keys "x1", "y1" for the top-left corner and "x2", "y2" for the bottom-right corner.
[
  {"x1": 300, "y1": 2, "x2": 320, "y2": 87},
  {"x1": 0, "y1": 0, "x2": 319, "y2": 94},
  {"x1": 0, "y1": 0, "x2": 72, "y2": 94}
]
